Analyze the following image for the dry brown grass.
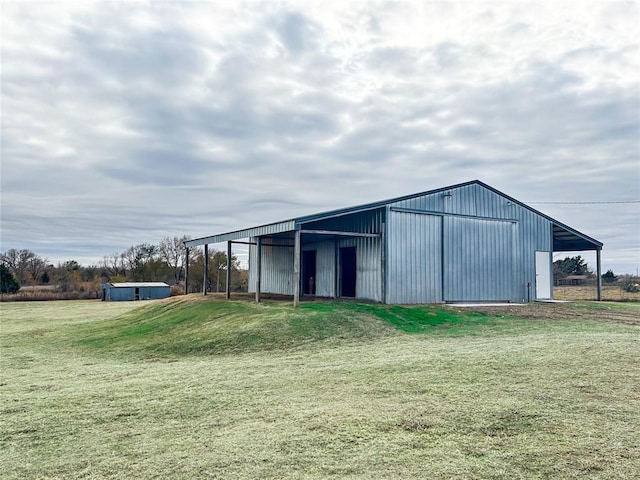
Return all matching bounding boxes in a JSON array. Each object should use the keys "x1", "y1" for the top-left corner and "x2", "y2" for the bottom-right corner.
[{"x1": 554, "y1": 285, "x2": 640, "y2": 301}]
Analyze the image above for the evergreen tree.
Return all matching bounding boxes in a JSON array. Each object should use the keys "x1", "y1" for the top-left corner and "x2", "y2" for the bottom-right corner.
[
  {"x1": 602, "y1": 269, "x2": 617, "y2": 283},
  {"x1": 1, "y1": 263, "x2": 20, "y2": 294}
]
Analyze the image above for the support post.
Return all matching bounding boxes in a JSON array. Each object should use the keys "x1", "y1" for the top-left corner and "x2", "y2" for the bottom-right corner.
[
  {"x1": 596, "y1": 248, "x2": 602, "y2": 301},
  {"x1": 203, "y1": 244, "x2": 209, "y2": 295},
  {"x1": 381, "y1": 220, "x2": 386, "y2": 304},
  {"x1": 184, "y1": 247, "x2": 189, "y2": 295},
  {"x1": 255, "y1": 237, "x2": 262, "y2": 303},
  {"x1": 333, "y1": 239, "x2": 339, "y2": 299},
  {"x1": 293, "y1": 230, "x2": 301, "y2": 307},
  {"x1": 226, "y1": 241, "x2": 232, "y2": 300}
]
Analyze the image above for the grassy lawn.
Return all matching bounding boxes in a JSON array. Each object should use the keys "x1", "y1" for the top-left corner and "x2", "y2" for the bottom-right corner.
[{"x1": 1, "y1": 297, "x2": 639, "y2": 479}]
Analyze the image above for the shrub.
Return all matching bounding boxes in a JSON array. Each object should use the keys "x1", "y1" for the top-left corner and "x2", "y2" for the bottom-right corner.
[
  {"x1": 620, "y1": 281, "x2": 640, "y2": 293},
  {"x1": 170, "y1": 285, "x2": 184, "y2": 296}
]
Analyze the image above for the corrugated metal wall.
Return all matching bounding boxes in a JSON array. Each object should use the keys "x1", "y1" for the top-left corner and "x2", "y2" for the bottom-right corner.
[
  {"x1": 248, "y1": 209, "x2": 384, "y2": 302},
  {"x1": 386, "y1": 212, "x2": 442, "y2": 304},
  {"x1": 105, "y1": 286, "x2": 132, "y2": 301},
  {"x1": 443, "y1": 217, "x2": 516, "y2": 301},
  {"x1": 305, "y1": 209, "x2": 383, "y2": 302},
  {"x1": 333, "y1": 236, "x2": 382, "y2": 302},
  {"x1": 312, "y1": 241, "x2": 336, "y2": 297},
  {"x1": 103, "y1": 286, "x2": 170, "y2": 301},
  {"x1": 138, "y1": 286, "x2": 171, "y2": 300},
  {"x1": 387, "y1": 183, "x2": 552, "y2": 303},
  {"x1": 248, "y1": 239, "x2": 295, "y2": 295},
  {"x1": 246, "y1": 183, "x2": 552, "y2": 304}
]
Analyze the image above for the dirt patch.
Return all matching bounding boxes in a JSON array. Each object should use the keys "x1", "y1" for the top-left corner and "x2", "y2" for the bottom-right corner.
[{"x1": 457, "y1": 302, "x2": 640, "y2": 327}]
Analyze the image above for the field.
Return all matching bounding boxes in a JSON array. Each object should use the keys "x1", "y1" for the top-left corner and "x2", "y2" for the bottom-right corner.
[
  {"x1": 554, "y1": 284, "x2": 640, "y2": 302},
  {"x1": 1, "y1": 297, "x2": 639, "y2": 479}
]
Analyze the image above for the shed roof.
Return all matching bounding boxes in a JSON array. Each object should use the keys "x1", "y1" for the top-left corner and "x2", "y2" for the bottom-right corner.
[
  {"x1": 185, "y1": 180, "x2": 602, "y2": 251},
  {"x1": 108, "y1": 282, "x2": 170, "y2": 288}
]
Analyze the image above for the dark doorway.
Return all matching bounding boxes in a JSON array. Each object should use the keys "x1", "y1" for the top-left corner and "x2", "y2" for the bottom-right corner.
[
  {"x1": 134, "y1": 287, "x2": 140, "y2": 301},
  {"x1": 340, "y1": 247, "x2": 357, "y2": 297},
  {"x1": 302, "y1": 250, "x2": 316, "y2": 295}
]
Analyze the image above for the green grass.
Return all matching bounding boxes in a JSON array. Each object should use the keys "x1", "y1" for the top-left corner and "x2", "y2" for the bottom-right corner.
[
  {"x1": 1, "y1": 297, "x2": 639, "y2": 479},
  {"x1": 71, "y1": 298, "x2": 625, "y2": 359}
]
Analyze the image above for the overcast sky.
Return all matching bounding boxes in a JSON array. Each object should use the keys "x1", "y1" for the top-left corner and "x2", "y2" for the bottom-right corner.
[{"x1": 2, "y1": 1, "x2": 639, "y2": 273}]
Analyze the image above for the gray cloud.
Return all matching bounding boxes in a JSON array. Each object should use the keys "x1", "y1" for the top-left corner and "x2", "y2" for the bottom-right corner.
[{"x1": 1, "y1": 1, "x2": 638, "y2": 273}]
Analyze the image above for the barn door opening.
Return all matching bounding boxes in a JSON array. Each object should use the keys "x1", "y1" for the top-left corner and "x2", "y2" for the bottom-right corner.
[
  {"x1": 340, "y1": 246, "x2": 356, "y2": 298},
  {"x1": 303, "y1": 250, "x2": 317, "y2": 295},
  {"x1": 134, "y1": 287, "x2": 140, "y2": 301},
  {"x1": 443, "y1": 217, "x2": 515, "y2": 302}
]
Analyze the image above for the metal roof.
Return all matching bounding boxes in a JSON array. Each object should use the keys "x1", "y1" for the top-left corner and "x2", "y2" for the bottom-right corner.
[
  {"x1": 185, "y1": 180, "x2": 602, "y2": 251},
  {"x1": 109, "y1": 282, "x2": 170, "y2": 288},
  {"x1": 184, "y1": 220, "x2": 296, "y2": 247}
]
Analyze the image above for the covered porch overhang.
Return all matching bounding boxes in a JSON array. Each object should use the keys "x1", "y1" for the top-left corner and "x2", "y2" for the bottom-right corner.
[
  {"x1": 551, "y1": 221, "x2": 604, "y2": 300},
  {"x1": 183, "y1": 221, "x2": 381, "y2": 306}
]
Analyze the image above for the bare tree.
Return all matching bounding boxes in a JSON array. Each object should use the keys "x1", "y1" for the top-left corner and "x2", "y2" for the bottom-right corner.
[
  {"x1": 158, "y1": 235, "x2": 189, "y2": 284},
  {"x1": 26, "y1": 255, "x2": 48, "y2": 285},
  {"x1": 101, "y1": 253, "x2": 127, "y2": 279},
  {"x1": 0, "y1": 249, "x2": 37, "y2": 285},
  {"x1": 122, "y1": 243, "x2": 159, "y2": 281}
]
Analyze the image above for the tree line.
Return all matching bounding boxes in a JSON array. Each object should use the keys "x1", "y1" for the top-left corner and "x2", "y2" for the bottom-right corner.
[
  {"x1": 552, "y1": 255, "x2": 640, "y2": 292},
  {"x1": 0, "y1": 236, "x2": 248, "y2": 296}
]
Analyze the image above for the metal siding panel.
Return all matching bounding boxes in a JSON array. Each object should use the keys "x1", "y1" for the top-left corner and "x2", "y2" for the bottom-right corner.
[
  {"x1": 110, "y1": 287, "x2": 134, "y2": 301},
  {"x1": 386, "y1": 211, "x2": 442, "y2": 304},
  {"x1": 444, "y1": 216, "x2": 516, "y2": 301},
  {"x1": 314, "y1": 241, "x2": 335, "y2": 297},
  {"x1": 356, "y1": 235, "x2": 382, "y2": 302},
  {"x1": 392, "y1": 190, "x2": 444, "y2": 212},
  {"x1": 306, "y1": 209, "x2": 383, "y2": 302},
  {"x1": 519, "y1": 209, "x2": 552, "y2": 302},
  {"x1": 337, "y1": 238, "x2": 381, "y2": 301},
  {"x1": 389, "y1": 183, "x2": 553, "y2": 303},
  {"x1": 249, "y1": 238, "x2": 294, "y2": 295},
  {"x1": 303, "y1": 208, "x2": 382, "y2": 236},
  {"x1": 464, "y1": 185, "x2": 551, "y2": 302},
  {"x1": 186, "y1": 221, "x2": 296, "y2": 247},
  {"x1": 130, "y1": 286, "x2": 169, "y2": 300},
  {"x1": 241, "y1": 183, "x2": 555, "y2": 304},
  {"x1": 261, "y1": 244, "x2": 295, "y2": 295}
]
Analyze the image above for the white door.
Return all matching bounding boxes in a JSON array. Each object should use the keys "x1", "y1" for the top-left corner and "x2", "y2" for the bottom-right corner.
[{"x1": 535, "y1": 251, "x2": 551, "y2": 299}]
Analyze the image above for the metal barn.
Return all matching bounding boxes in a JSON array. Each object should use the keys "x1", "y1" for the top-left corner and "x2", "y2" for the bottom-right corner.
[
  {"x1": 185, "y1": 181, "x2": 603, "y2": 305},
  {"x1": 102, "y1": 282, "x2": 171, "y2": 301}
]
